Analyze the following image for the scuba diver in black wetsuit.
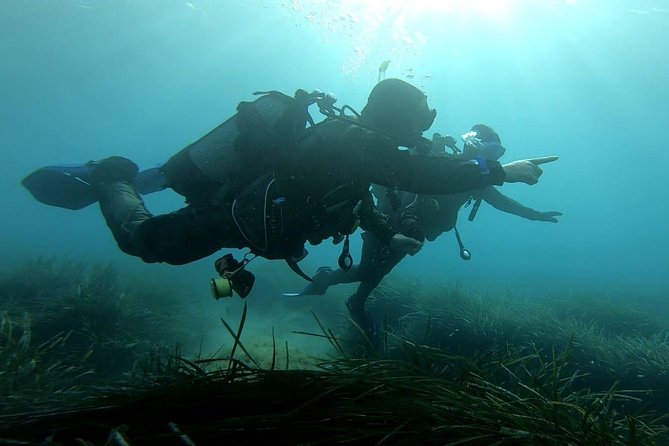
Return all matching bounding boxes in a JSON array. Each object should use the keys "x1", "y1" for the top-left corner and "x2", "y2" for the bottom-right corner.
[
  {"x1": 296, "y1": 124, "x2": 561, "y2": 337},
  {"x1": 24, "y1": 79, "x2": 557, "y2": 299}
]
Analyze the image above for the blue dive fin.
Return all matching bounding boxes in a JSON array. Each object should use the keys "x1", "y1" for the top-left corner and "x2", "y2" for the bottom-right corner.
[{"x1": 22, "y1": 163, "x2": 167, "y2": 210}]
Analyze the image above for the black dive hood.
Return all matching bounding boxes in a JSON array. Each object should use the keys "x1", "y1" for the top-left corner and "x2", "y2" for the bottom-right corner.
[{"x1": 360, "y1": 78, "x2": 436, "y2": 147}]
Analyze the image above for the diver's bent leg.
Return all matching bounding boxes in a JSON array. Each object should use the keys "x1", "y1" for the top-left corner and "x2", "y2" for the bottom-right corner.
[
  {"x1": 97, "y1": 181, "x2": 242, "y2": 264},
  {"x1": 131, "y1": 204, "x2": 245, "y2": 265},
  {"x1": 328, "y1": 230, "x2": 390, "y2": 292},
  {"x1": 347, "y1": 232, "x2": 394, "y2": 310},
  {"x1": 90, "y1": 156, "x2": 231, "y2": 264},
  {"x1": 346, "y1": 243, "x2": 407, "y2": 335},
  {"x1": 96, "y1": 181, "x2": 153, "y2": 257}
]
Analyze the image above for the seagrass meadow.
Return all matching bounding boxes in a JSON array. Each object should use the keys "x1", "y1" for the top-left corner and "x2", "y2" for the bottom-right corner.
[{"x1": 0, "y1": 260, "x2": 667, "y2": 445}]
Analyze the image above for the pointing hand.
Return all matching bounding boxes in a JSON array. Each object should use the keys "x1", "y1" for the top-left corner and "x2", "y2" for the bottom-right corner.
[{"x1": 502, "y1": 156, "x2": 558, "y2": 185}]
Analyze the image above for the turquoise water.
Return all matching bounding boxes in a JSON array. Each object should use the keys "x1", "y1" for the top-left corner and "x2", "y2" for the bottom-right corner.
[{"x1": 1, "y1": 0, "x2": 667, "y2": 301}]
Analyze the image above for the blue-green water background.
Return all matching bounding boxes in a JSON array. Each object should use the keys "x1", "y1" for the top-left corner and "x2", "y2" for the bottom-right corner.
[{"x1": 1, "y1": 0, "x2": 667, "y2": 306}]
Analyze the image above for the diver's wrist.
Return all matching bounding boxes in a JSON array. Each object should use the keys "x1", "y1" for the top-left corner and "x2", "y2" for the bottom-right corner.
[{"x1": 473, "y1": 155, "x2": 489, "y2": 176}]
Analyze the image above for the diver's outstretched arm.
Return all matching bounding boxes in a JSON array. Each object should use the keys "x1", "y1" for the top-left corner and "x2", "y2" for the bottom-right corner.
[
  {"x1": 480, "y1": 186, "x2": 562, "y2": 223},
  {"x1": 360, "y1": 130, "x2": 557, "y2": 194}
]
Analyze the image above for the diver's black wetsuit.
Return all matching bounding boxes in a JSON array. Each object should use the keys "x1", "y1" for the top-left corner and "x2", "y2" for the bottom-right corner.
[{"x1": 96, "y1": 118, "x2": 505, "y2": 266}]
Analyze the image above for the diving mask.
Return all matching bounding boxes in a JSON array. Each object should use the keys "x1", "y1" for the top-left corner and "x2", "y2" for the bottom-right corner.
[{"x1": 461, "y1": 131, "x2": 506, "y2": 161}]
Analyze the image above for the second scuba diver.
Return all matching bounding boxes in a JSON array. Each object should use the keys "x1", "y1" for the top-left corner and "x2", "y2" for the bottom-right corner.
[{"x1": 295, "y1": 124, "x2": 562, "y2": 337}]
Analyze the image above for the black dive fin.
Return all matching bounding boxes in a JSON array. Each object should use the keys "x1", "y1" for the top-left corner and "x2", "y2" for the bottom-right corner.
[
  {"x1": 22, "y1": 163, "x2": 167, "y2": 210},
  {"x1": 285, "y1": 258, "x2": 314, "y2": 282}
]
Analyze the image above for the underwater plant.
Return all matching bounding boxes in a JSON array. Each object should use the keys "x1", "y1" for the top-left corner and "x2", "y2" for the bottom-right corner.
[{"x1": 0, "y1": 263, "x2": 667, "y2": 445}]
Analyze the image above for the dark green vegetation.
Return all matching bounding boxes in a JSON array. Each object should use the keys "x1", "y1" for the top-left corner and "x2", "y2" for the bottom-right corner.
[{"x1": 0, "y1": 260, "x2": 667, "y2": 445}]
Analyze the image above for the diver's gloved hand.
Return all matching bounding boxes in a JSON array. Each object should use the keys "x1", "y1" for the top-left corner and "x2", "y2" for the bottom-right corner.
[
  {"x1": 534, "y1": 211, "x2": 562, "y2": 223},
  {"x1": 389, "y1": 234, "x2": 423, "y2": 256},
  {"x1": 502, "y1": 156, "x2": 558, "y2": 185}
]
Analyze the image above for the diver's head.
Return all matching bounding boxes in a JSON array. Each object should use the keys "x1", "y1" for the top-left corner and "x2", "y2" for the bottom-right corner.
[
  {"x1": 462, "y1": 124, "x2": 506, "y2": 160},
  {"x1": 361, "y1": 78, "x2": 436, "y2": 147}
]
